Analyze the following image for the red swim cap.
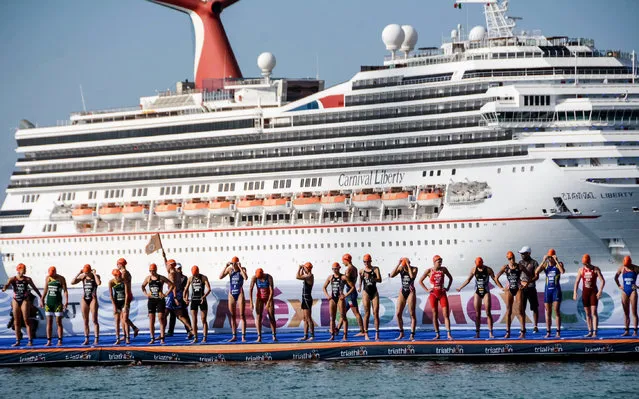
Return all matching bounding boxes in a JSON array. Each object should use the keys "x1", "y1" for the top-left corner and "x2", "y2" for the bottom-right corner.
[
  {"x1": 112, "y1": 269, "x2": 121, "y2": 278},
  {"x1": 117, "y1": 258, "x2": 127, "y2": 266},
  {"x1": 16, "y1": 263, "x2": 26, "y2": 272},
  {"x1": 547, "y1": 249, "x2": 556, "y2": 256},
  {"x1": 342, "y1": 253, "x2": 352, "y2": 263},
  {"x1": 582, "y1": 254, "x2": 591, "y2": 264},
  {"x1": 231, "y1": 256, "x2": 239, "y2": 263},
  {"x1": 48, "y1": 266, "x2": 57, "y2": 277},
  {"x1": 433, "y1": 255, "x2": 442, "y2": 263},
  {"x1": 191, "y1": 265, "x2": 199, "y2": 275},
  {"x1": 82, "y1": 264, "x2": 91, "y2": 273},
  {"x1": 624, "y1": 256, "x2": 632, "y2": 267},
  {"x1": 304, "y1": 262, "x2": 313, "y2": 270},
  {"x1": 166, "y1": 259, "x2": 176, "y2": 267},
  {"x1": 149, "y1": 263, "x2": 158, "y2": 272},
  {"x1": 401, "y1": 258, "x2": 409, "y2": 267},
  {"x1": 506, "y1": 251, "x2": 515, "y2": 259},
  {"x1": 332, "y1": 262, "x2": 341, "y2": 270},
  {"x1": 363, "y1": 254, "x2": 372, "y2": 262},
  {"x1": 475, "y1": 257, "x2": 484, "y2": 267},
  {"x1": 255, "y1": 268, "x2": 264, "y2": 279}
]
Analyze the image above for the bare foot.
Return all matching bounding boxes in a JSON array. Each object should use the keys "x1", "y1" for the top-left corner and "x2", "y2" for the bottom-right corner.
[
  {"x1": 518, "y1": 331, "x2": 525, "y2": 339},
  {"x1": 45, "y1": 339, "x2": 52, "y2": 347},
  {"x1": 633, "y1": 330, "x2": 638, "y2": 337},
  {"x1": 364, "y1": 333, "x2": 370, "y2": 341},
  {"x1": 82, "y1": 338, "x2": 89, "y2": 346},
  {"x1": 11, "y1": 341, "x2": 20, "y2": 347},
  {"x1": 504, "y1": 331, "x2": 511, "y2": 339},
  {"x1": 375, "y1": 333, "x2": 380, "y2": 341},
  {"x1": 447, "y1": 333, "x2": 453, "y2": 341},
  {"x1": 133, "y1": 328, "x2": 139, "y2": 338},
  {"x1": 474, "y1": 331, "x2": 480, "y2": 339},
  {"x1": 533, "y1": 326, "x2": 539, "y2": 333},
  {"x1": 160, "y1": 338, "x2": 165, "y2": 345},
  {"x1": 125, "y1": 338, "x2": 130, "y2": 345},
  {"x1": 26, "y1": 340, "x2": 33, "y2": 347},
  {"x1": 192, "y1": 338, "x2": 199, "y2": 344},
  {"x1": 298, "y1": 336, "x2": 308, "y2": 342},
  {"x1": 114, "y1": 339, "x2": 121, "y2": 346},
  {"x1": 433, "y1": 333, "x2": 440, "y2": 340},
  {"x1": 544, "y1": 333, "x2": 550, "y2": 339},
  {"x1": 328, "y1": 334, "x2": 335, "y2": 342},
  {"x1": 395, "y1": 333, "x2": 405, "y2": 341},
  {"x1": 354, "y1": 332, "x2": 365, "y2": 337},
  {"x1": 93, "y1": 338, "x2": 99, "y2": 346},
  {"x1": 202, "y1": 338, "x2": 207, "y2": 343},
  {"x1": 228, "y1": 336, "x2": 237, "y2": 343},
  {"x1": 555, "y1": 332, "x2": 561, "y2": 338},
  {"x1": 409, "y1": 334, "x2": 415, "y2": 342},
  {"x1": 256, "y1": 335, "x2": 262, "y2": 343},
  {"x1": 148, "y1": 339, "x2": 155, "y2": 345},
  {"x1": 56, "y1": 339, "x2": 62, "y2": 347},
  {"x1": 272, "y1": 335, "x2": 278, "y2": 342},
  {"x1": 621, "y1": 329, "x2": 630, "y2": 337},
  {"x1": 489, "y1": 332, "x2": 494, "y2": 339},
  {"x1": 241, "y1": 336, "x2": 246, "y2": 343},
  {"x1": 341, "y1": 335, "x2": 348, "y2": 342},
  {"x1": 307, "y1": 336, "x2": 314, "y2": 342}
]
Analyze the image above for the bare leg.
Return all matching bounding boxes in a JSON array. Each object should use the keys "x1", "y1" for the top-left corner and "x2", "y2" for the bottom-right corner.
[
  {"x1": 81, "y1": 300, "x2": 90, "y2": 345},
  {"x1": 122, "y1": 308, "x2": 130, "y2": 343},
  {"x1": 443, "y1": 307, "x2": 452, "y2": 340},
  {"x1": 553, "y1": 301, "x2": 561, "y2": 337},
  {"x1": 504, "y1": 292, "x2": 513, "y2": 338},
  {"x1": 21, "y1": 301, "x2": 33, "y2": 346},
  {"x1": 114, "y1": 312, "x2": 121, "y2": 344},
  {"x1": 432, "y1": 307, "x2": 440, "y2": 340},
  {"x1": 591, "y1": 305, "x2": 598, "y2": 337},
  {"x1": 329, "y1": 299, "x2": 337, "y2": 341},
  {"x1": 201, "y1": 311, "x2": 208, "y2": 343},
  {"x1": 621, "y1": 293, "x2": 630, "y2": 334},
  {"x1": 267, "y1": 302, "x2": 277, "y2": 341},
  {"x1": 372, "y1": 294, "x2": 380, "y2": 341},
  {"x1": 408, "y1": 292, "x2": 416, "y2": 340},
  {"x1": 631, "y1": 291, "x2": 638, "y2": 335},
  {"x1": 516, "y1": 291, "x2": 526, "y2": 338},
  {"x1": 149, "y1": 313, "x2": 156, "y2": 344},
  {"x1": 255, "y1": 300, "x2": 264, "y2": 342},
  {"x1": 485, "y1": 294, "x2": 494, "y2": 338},
  {"x1": 191, "y1": 309, "x2": 199, "y2": 343},
  {"x1": 159, "y1": 312, "x2": 166, "y2": 343},
  {"x1": 395, "y1": 292, "x2": 406, "y2": 340},
  {"x1": 306, "y1": 309, "x2": 315, "y2": 340},
  {"x1": 91, "y1": 299, "x2": 99, "y2": 345},
  {"x1": 544, "y1": 303, "x2": 552, "y2": 338},
  {"x1": 45, "y1": 316, "x2": 53, "y2": 346},
  {"x1": 228, "y1": 294, "x2": 238, "y2": 341},
  {"x1": 584, "y1": 307, "x2": 593, "y2": 336},
  {"x1": 339, "y1": 299, "x2": 348, "y2": 341},
  {"x1": 362, "y1": 292, "x2": 371, "y2": 341},
  {"x1": 56, "y1": 316, "x2": 63, "y2": 345},
  {"x1": 12, "y1": 300, "x2": 21, "y2": 346},
  {"x1": 473, "y1": 294, "x2": 482, "y2": 338},
  {"x1": 239, "y1": 292, "x2": 246, "y2": 342}
]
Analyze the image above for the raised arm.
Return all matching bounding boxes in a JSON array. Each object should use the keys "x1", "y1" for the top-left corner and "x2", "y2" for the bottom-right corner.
[
  {"x1": 456, "y1": 268, "x2": 475, "y2": 292},
  {"x1": 71, "y1": 272, "x2": 83, "y2": 285},
  {"x1": 296, "y1": 265, "x2": 306, "y2": 280},
  {"x1": 94, "y1": 272, "x2": 101, "y2": 286},
  {"x1": 219, "y1": 264, "x2": 231, "y2": 280},
  {"x1": 240, "y1": 266, "x2": 248, "y2": 281},
  {"x1": 389, "y1": 261, "x2": 402, "y2": 278},
  {"x1": 556, "y1": 258, "x2": 566, "y2": 274}
]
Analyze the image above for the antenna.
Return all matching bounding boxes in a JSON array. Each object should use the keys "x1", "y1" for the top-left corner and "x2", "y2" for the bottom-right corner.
[
  {"x1": 79, "y1": 84, "x2": 87, "y2": 112},
  {"x1": 315, "y1": 52, "x2": 320, "y2": 80}
]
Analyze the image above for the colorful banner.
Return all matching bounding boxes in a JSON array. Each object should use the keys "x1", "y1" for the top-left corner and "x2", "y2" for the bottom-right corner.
[{"x1": 0, "y1": 272, "x2": 633, "y2": 337}]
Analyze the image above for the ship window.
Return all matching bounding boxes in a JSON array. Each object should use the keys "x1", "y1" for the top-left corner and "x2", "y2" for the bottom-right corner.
[
  {"x1": 452, "y1": 169, "x2": 456, "y2": 175},
  {"x1": 437, "y1": 170, "x2": 441, "y2": 176},
  {"x1": 429, "y1": 171, "x2": 434, "y2": 177},
  {"x1": 530, "y1": 166, "x2": 534, "y2": 172},
  {"x1": 476, "y1": 223, "x2": 480, "y2": 227},
  {"x1": 521, "y1": 166, "x2": 525, "y2": 172},
  {"x1": 497, "y1": 168, "x2": 501, "y2": 174},
  {"x1": 447, "y1": 239, "x2": 450, "y2": 245},
  {"x1": 273, "y1": 180, "x2": 279, "y2": 189}
]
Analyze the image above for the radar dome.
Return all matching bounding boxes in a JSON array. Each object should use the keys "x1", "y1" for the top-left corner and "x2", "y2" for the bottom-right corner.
[
  {"x1": 382, "y1": 24, "x2": 405, "y2": 51},
  {"x1": 400, "y1": 25, "x2": 418, "y2": 53},
  {"x1": 450, "y1": 29, "x2": 458, "y2": 40},
  {"x1": 468, "y1": 25, "x2": 487, "y2": 41},
  {"x1": 257, "y1": 52, "x2": 276, "y2": 74}
]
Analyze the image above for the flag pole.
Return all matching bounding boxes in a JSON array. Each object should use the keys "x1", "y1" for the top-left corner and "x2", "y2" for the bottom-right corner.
[{"x1": 157, "y1": 234, "x2": 168, "y2": 265}]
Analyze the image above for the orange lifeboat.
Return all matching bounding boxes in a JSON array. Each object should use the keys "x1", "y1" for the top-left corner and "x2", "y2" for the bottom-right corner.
[
  {"x1": 98, "y1": 204, "x2": 123, "y2": 221},
  {"x1": 208, "y1": 199, "x2": 234, "y2": 216},
  {"x1": 183, "y1": 200, "x2": 208, "y2": 217},
  {"x1": 293, "y1": 194, "x2": 321, "y2": 212},
  {"x1": 382, "y1": 191, "x2": 411, "y2": 208},
  {"x1": 352, "y1": 193, "x2": 382, "y2": 209},
  {"x1": 71, "y1": 206, "x2": 97, "y2": 222},
  {"x1": 236, "y1": 198, "x2": 264, "y2": 214},
  {"x1": 417, "y1": 191, "x2": 443, "y2": 207},
  {"x1": 320, "y1": 194, "x2": 349, "y2": 211},
  {"x1": 154, "y1": 202, "x2": 181, "y2": 218},
  {"x1": 122, "y1": 204, "x2": 149, "y2": 220},
  {"x1": 263, "y1": 196, "x2": 290, "y2": 214}
]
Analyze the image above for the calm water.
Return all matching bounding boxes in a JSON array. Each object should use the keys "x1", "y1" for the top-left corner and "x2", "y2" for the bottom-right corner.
[{"x1": 0, "y1": 360, "x2": 635, "y2": 399}]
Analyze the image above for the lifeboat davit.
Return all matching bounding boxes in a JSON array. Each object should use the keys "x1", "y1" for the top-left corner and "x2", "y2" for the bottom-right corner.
[
  {"x1": 122, "y1": 204, "x2": 149, "y2": 220},
  {"x1": 382, "y1": 191, "x2": 411, "y2": 208},
  {"x1": 293, "y1": 195, "x2": 321, "y2": 212},
  {"x1": 155, "y1": 203, "x2": 181, "y2": 218},
  {"x1": 71, "y1": 207, "x2": 97, "y2": 222},
  {"x1": 321, "y1": 194, "x2": 349, "y2": 211},
  {"x1": 417, "y1": 192, "x2": 443, "y2": 207},
  {"x1": 263, "y1": 197, "x2": 290, "y2": 214},
  {"x1": 352, "y1": 193, "x2": 382, "y2": 209},
  {"x1": 99, "y1": 205, "x2": 123, "y2": 221},
  {"x1": 236, "y1": 198, "x2": 264, "y2": 214},
  {"x1": 183, "y1": 201, "x2": 208, "y2": 217},
  {"x1": 208, "y1": 200, "x2": 234, "y2": 216}
]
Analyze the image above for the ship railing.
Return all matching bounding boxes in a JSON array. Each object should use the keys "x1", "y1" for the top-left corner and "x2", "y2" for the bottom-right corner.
[{"x1": 71, "y1": 106, "x2": 141, "y2": 117}]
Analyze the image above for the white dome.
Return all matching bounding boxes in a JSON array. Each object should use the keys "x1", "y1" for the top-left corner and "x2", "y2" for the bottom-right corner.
[
  {"x1": 468, "y1": 25, "x2": 487, "y2": 41},
  {"x1": 400, "y1": 25, "x2": 418, "y2": 52},
  {"x1": 257, "y1": 52, "x2": 276, "y2": 73},
  {"x1": 450, "y1": 29, "x2": 458, "y2": 40},
  {"x1": 382, "y1": 24, "x2": 405, "y2": 51}
]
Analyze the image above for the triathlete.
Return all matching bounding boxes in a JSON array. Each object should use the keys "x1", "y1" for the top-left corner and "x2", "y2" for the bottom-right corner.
[
  {"x1": 573, "y1": 254, "x2": 605, "y2": 338},
  {"x1": 165, "y1": 259, "x2": 193, "y2": 339},
  {"x1": 42, "y1": 267, "x2": 68, "y2": 346},
  {"x1": 389, "y1": 258, "x2": 418, "y2": 341},
  {"x1": 296, "y1": 262, "x2": 316, "y2": 341},
  {"x1": 614, "y1": 256, "x2": 639, "y2": 336},
  {"x1": 322, "y1": 262, "x2": 355, "y2": 341},
  {"x1": 117, "y1": 258, "x2": 139, "y2": 338},
  {"x1": 495, "y1": 251, "x2": 531, "y2": 338},
  {"x1": 457, "y1": 257, "x2": 503, "y2": 338},
  {"x1": 518, "y1": 246, "x2": 540, "y2": 333},
  {"x1": 534, "y1": 249, "x2": 565, "y2": 338},
  {"x1": 109, "y1": 269, "x2": 131, "y2": 345},
  {"x1": 249, "y1": 268, "x2": 277, "y2": 343},
  {"x1": 141, "y1": 263, "x2": 174, "y2": 344},
  {"x1": 219, "y1": 256, "x2": 248, "y2": 342},
  {"x1": 183, "y1": 266, "x2": 211, "y2": 343},
  {"x1": 71, "y1": 264, "x2": 101, "y2": 345},
  {"x1": 358, "y1": 254, "x2": 382, "y2": 341},
  {"x1": 2, "y1": 263, "x2": 41, "y2": 347},
  {"x1": 338, "y1": 254, "x2": 365, "y2": 336},
  {"x1": 419, "y1": 255, "x2": 454, "y2": 340}
]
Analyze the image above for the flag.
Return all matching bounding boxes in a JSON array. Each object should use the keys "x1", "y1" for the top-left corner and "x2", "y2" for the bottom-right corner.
[{"x1": 145, "y1": 234, "x2": 162, "y2": 255}]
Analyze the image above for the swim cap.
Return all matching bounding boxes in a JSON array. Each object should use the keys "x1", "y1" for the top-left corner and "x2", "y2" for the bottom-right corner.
[
  {"x1": 363, "y1": 254, "x2": 372, "y2": 262},
  {"x1": 117, "y1": 258, "x2": 127, "y2": 266},
  {"x1": 231, "y1": 256, "x2": 239, "y2": 263},
  {"x1": 582, "y1": 254, "x2": 591, "y2": 264},
  {"x1": 342, "y1": 253, "x2": 352, "y2": 263},
  {"x1": 166, "y1": 259, "x2": 176, "y2": 267},
  {"x1": 82, "y1": 264, "x2": 91, "y2": 273},
  {"x1": 401, "y1": 258, "x2": 409, "y2": 267},
  {"x1": 624, "y1": 256, "x2": 632, "y2": 267},
  {"x1": 332, "y1": 262, "x2": 341, "y2": 269},
  {"x1": 16, "y1": 263, "x2": 26, "y2": 272},
  {"x1": 255, "y1": 268, "x2": 264, "y2": 279},
  {"x1": 48, "y1": 266, "x2": 57, "y2": 277},
  {"x1": 112, "y1": 269, "x2": 121, "y2": 278},
  {"x1": 149, "y1": 263, "x2": 158, "y2": 272},
  {"x1": 506, "y1": 251, "x2": 515, "y2": 259},
  {"x1": 304, "y1": 262, "x2": 313, "y2": 270},
  {"x1": 433, "y1": 255, "x2": 442, "y2": 263},
  {"x1": 191, "y1": 265, "x2": 199, "y2": 275},
  {"x1": 475, "y1": 257, "x2": 484, "y2": 267},
  {"x1": 547, "y1": 249, "x2": 556, "y2": 256}
]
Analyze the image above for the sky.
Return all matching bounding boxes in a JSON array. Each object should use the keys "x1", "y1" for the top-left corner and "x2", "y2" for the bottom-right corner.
[{"x1": 0, "y1": 0, "x2": 637, "y2": 200}]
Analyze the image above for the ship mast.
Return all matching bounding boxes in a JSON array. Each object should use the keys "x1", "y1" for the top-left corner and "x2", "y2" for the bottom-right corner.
[{"x1": 454, "y1": 0, "x2": 516, "y2": 38}]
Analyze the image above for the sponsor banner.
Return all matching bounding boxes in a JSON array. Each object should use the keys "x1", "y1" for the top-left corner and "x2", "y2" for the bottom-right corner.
[
  {"x1": 0, "y1": 274, "x2": 632, "y2": 337},
  {"x1": 1, "y1": 341, "x2": 637, "y2": 366}
]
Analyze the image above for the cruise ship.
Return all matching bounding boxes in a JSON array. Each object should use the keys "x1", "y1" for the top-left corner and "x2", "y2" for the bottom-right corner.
[{"x1": 0, "y1": 0, "x2": 637, "y2": 286}]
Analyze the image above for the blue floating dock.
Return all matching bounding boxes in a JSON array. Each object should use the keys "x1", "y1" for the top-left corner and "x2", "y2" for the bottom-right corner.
[{"x1": 1, "y1": 329, "x2": 638, "y2": 366}]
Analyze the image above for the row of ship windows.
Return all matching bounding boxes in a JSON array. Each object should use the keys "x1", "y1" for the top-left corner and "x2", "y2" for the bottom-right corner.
[
  {"x1": 10, "y1": 143, "x2": 525, "y2": 188},
  {"x1": 189, "y1": 184, "x2": 210, "y2": 195},
  {"x1": 160, "y1": 186, "x2": 182, "y2": 196},
  {"x1": 18, "y1": 125, "x2": 497, "y2": 176},
  {"x1": 497, "y1": 166, "x2": 535, "y2": 173},
  {"x1": 244, "y1": 181, "x2": 265, "y2": 191},
  {"x1": 21, "y1": 194, "x2": 40, "y2": 203},
  {"x1": 17, "y1": 237, "x2": 469, "y2": 259},
  {"x1": 346, "y1": 83, "x2": 490, "y2": 107},
  {"x1": 57, "y1": 192, "x2": 76, "y2": 201},
  {"x1": 14, "y1": 222, "x2": 488, "y2": 245},
  {"x1": 273, "y1": 179, "x2": 292, "y2": 189},
  {"x1": 523, "y1": 96, "x2": 551, "y2": 107}
]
